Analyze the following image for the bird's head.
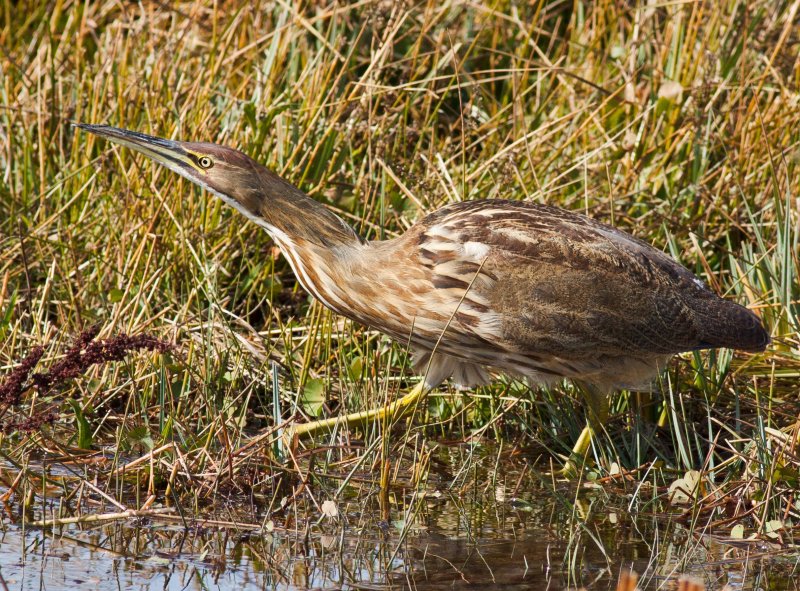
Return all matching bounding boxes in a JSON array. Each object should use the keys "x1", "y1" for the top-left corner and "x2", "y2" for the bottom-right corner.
[
  {"x1": 76, "y1": 123, "x2": 363, "y2": 248},
  {"x1": 76, "y1": 123, "x2": 271, "y2": 218}
]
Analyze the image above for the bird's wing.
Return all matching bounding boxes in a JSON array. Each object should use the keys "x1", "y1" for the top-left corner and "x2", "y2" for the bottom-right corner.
[{"x1": 414, "y1": 200, "x2": 767, "y2": 359}]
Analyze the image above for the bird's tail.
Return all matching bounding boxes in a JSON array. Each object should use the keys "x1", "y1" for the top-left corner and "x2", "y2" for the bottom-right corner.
[{"x1": 694, "y1": 299, "x2": 770, "y2": 353}]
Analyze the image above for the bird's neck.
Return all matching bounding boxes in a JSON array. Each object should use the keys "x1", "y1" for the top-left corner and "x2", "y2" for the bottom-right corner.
[
  {"x1": 229, "y1": 167, "x2": 368, "y2": 315},
  {"x1": 253, "y1": 167, "x2": 363, "y2": 250}
]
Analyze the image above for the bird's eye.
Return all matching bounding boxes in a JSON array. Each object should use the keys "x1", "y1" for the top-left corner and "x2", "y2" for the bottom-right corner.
[{"x1": 197, "y1": 156, "x2": 213, "y2": 169}]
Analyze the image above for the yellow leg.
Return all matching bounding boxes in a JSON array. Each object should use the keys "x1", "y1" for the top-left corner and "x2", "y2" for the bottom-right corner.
[
  {"x1": 291, "y1": 381, "x2": 428, "y2": 439},
  {"x1": 560, "y1": 388, "x2": 610, "y2": 478}
]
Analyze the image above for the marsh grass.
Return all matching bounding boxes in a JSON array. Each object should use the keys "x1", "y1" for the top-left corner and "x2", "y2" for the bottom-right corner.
[{"x1": 1, "y1": 0, "x2": 799, "y2": 586}]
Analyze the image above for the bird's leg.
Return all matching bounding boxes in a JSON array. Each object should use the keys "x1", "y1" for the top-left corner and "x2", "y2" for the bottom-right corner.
[
  {"x1": 290, "y1": 381, "x2": 428, "y2": 440},
  {"x1": 560, "y1": 385, "x2": 610, "y2": 478},
  {"x1": 634, "y1": 389, "x2": 659, "y2": 426}
]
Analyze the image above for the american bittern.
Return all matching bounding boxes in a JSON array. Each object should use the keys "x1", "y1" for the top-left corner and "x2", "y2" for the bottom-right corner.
[{"x1": 77, "y1": 124, "x2": 770, "y2": 473}]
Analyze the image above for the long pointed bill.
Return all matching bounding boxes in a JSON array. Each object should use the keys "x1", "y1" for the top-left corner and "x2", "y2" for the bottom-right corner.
[{"x1": 75, "y1": 124, "x2": 197, "y2": 179}]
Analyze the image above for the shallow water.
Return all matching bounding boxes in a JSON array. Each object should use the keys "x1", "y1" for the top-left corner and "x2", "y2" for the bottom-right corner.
[{"x1": 1, "y1": 443, "x2": 798, "y2": 590}]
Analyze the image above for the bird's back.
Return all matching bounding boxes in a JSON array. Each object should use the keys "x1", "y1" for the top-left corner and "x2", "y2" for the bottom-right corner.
[{"x1": 397, "y1": 199, "x2": 768, "y2": 389}]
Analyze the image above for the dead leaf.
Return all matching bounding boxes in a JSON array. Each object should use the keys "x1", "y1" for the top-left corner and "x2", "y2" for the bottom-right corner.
[{"x1": 321, "y1": 499, "x2": 338, "y2": 518}]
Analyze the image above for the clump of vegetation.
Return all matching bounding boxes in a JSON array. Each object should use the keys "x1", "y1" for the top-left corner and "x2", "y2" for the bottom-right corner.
[
  {"x1": 0, "y1": 0, "x2": 798, "y2": 587},
  {"x1": 0, "y1": 345, "x2": 44, "y2": 409},
  {"x1": 0, "y1": 326, "x2": 171, "y2": 433}
]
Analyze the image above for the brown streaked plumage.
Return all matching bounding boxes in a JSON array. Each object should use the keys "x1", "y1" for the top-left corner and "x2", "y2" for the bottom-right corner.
[{"x1": 76, "y1": 124, "x2": 769, "y2": 469}]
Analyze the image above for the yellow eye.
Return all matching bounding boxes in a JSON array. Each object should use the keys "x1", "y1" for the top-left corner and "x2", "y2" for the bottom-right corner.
[{"x1": 198, "y1": 156, "x2": 213, "y2": 169}]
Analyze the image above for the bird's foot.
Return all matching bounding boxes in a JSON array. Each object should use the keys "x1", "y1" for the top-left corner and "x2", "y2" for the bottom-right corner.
[
  {"x1": 555, "y1": 387, "x2": 610, "y2": 478},
  {"x1": 555, "y1": 424, "x2": 594, "y2": 478},
  {"x1": 557, "y1": 456, "x2": 594, "y2": 479},
  {"x1": 288, "y1": 381, "x2": 428, "y2": 441}
]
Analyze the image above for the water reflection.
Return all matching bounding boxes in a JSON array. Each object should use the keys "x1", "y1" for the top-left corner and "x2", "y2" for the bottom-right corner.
[{"x1": 0, "y1": 443, "x2": 797, "y2": 590}]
